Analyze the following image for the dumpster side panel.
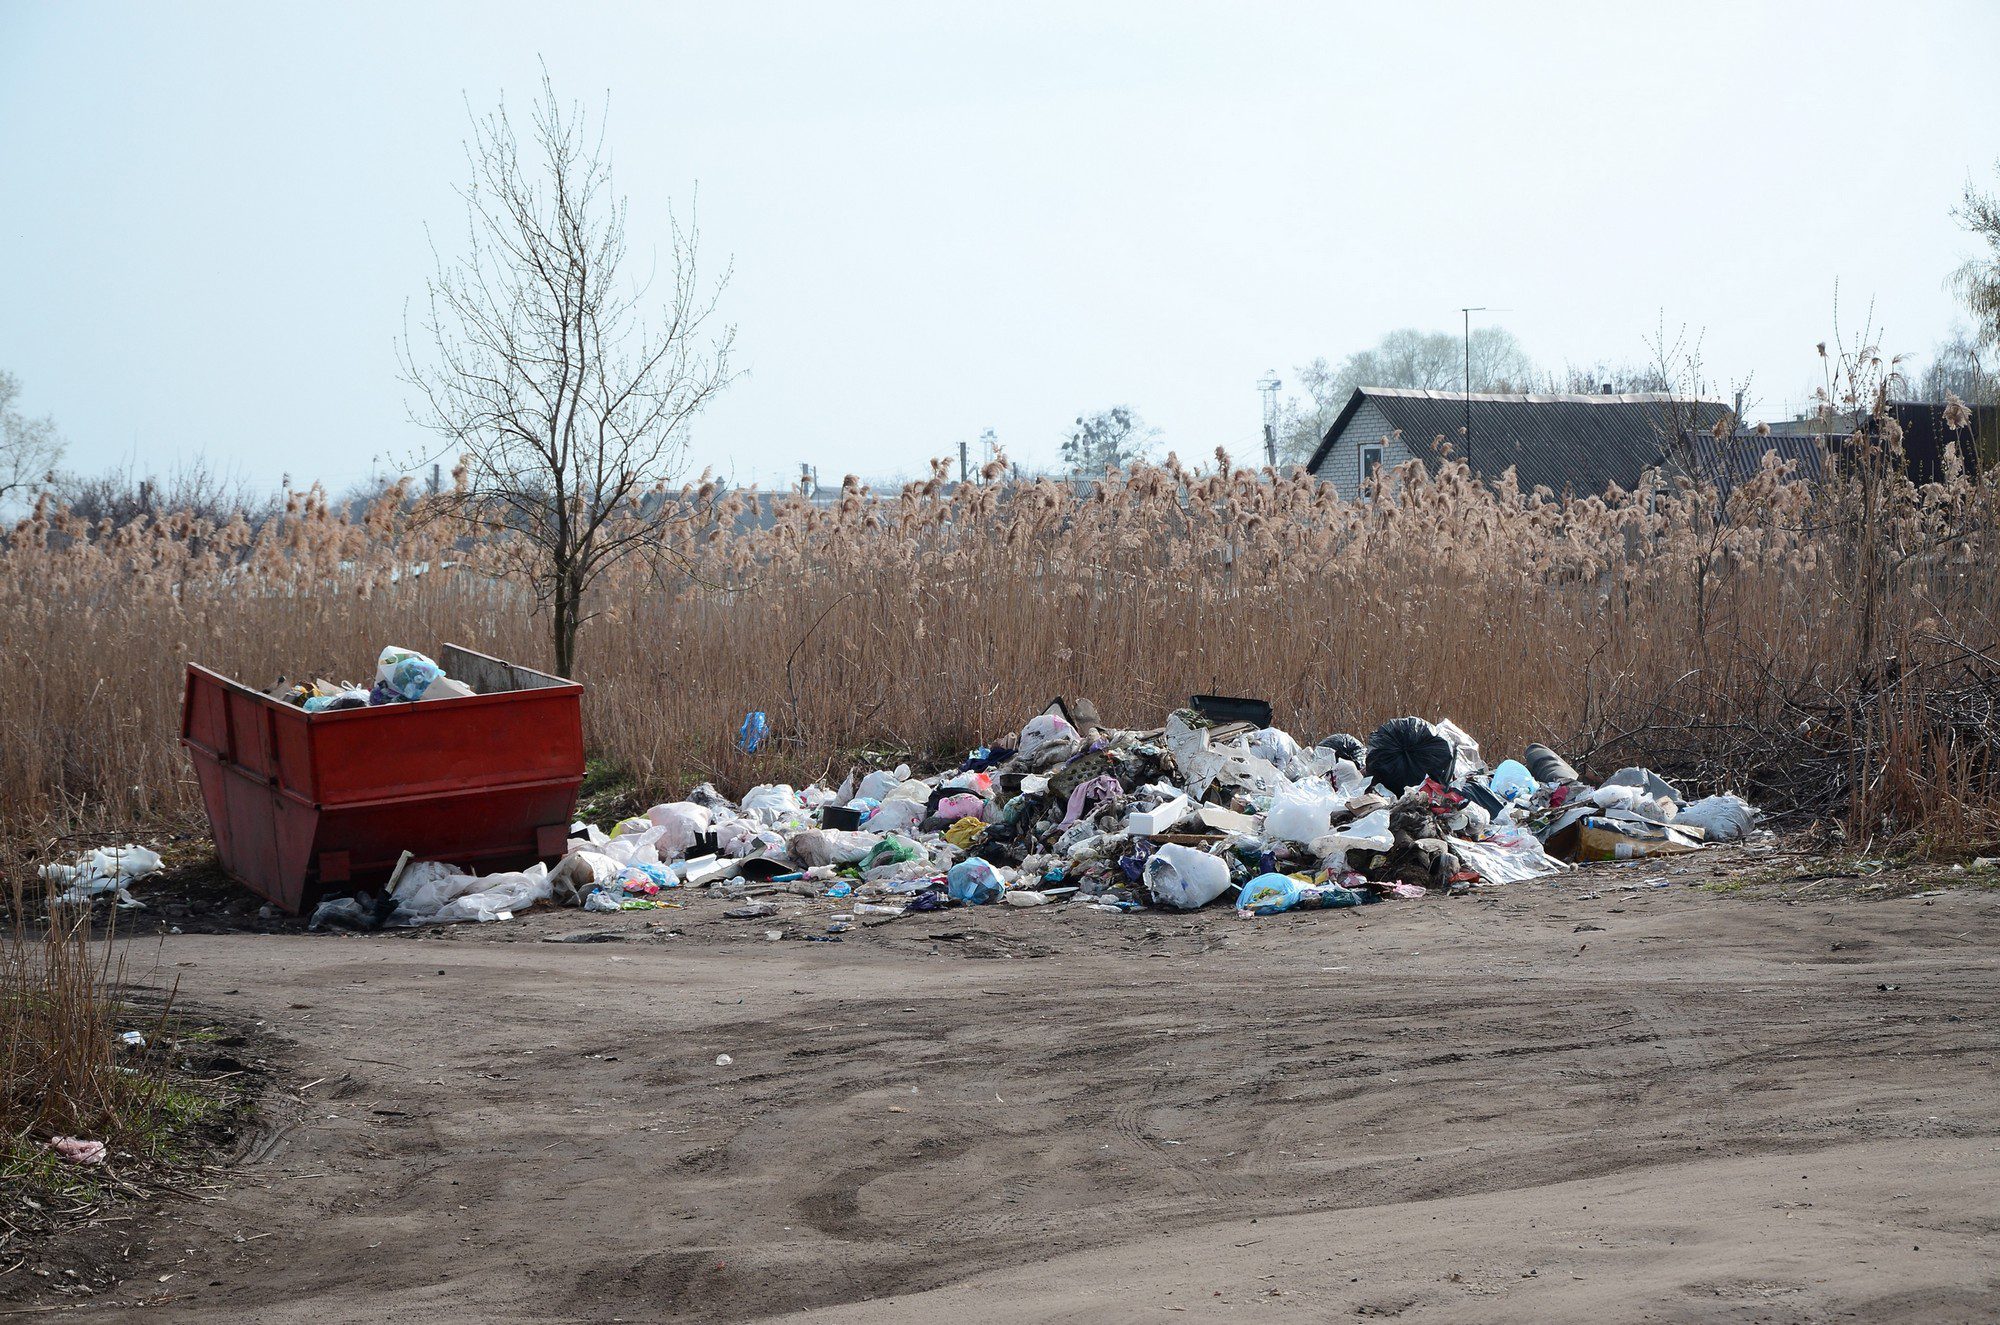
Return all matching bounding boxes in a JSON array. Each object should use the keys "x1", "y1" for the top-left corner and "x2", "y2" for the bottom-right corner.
[
  {"x1": 305, "y1": 689, "x2": 585, "y2": 806},
  {"x1": 232, "y1": 770, "x2": 284, "y2": 902},
  {"x1": 309, "y1": 781, "x2": 576, "y2": 889},
  {"x1": 224, "y1": 688, "x2": 277, "y2": 782}
]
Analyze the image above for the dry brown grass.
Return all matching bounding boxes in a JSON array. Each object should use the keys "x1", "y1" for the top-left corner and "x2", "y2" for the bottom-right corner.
[
  {"x1": 0, "y1": 839, "x2": 175, "y2": 1161},
  {"x1": 3, "y1": 417, "x2": 1998, "y2": 858}
]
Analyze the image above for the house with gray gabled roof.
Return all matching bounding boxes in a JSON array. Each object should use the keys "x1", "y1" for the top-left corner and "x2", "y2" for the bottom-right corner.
[{"x1": 1304, "y1": 387, "x2": 1735, "y2": 498}]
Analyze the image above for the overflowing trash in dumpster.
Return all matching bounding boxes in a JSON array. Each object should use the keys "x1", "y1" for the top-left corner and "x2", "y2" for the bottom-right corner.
[
  {"x1": 265, "y1": 645, "x2": 478, "y2": 711},
  {"x1": 304, "y1": 699, "x2": 1765, "y2": 931}
]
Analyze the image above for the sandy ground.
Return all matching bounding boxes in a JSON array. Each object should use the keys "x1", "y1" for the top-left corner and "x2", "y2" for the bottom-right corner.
[{"x1": 62, "y1": 855, "x2": 2000, "y2": 1323}]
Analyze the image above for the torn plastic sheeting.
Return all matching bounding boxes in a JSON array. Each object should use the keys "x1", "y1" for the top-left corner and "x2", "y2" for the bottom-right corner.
[
  {"x1": 1163, "y1": 711, "x2": 1284, "y2": 800},
  {"x1": 1264, "y1": 780, "x2": 1342, "y2": 844},
  {"x1": 1433, "y1": 718, "x2": 1485, "y2": 782},
  {"x1": 385, "y1": 861, "x2": 552, "y2": 924},
  {"x1": 1600, "y1": 767, "x2": 1683, "y2": 805},
  {"x1": 1447, "y1": 834, "x2": 1567, "y2": 885}
]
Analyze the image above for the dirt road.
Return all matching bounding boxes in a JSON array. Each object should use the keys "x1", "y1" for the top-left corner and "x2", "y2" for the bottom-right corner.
[{"x1": 74, "y1": 869, "x2": 2000, "y2": 1322}]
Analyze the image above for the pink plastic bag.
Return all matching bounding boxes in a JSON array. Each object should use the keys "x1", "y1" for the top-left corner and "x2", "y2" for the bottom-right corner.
[{"x1": 51, "y1": 1136, "x2": 106, "y2": 1165}]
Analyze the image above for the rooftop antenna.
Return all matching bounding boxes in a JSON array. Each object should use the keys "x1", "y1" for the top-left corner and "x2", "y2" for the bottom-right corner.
[
  {"x1": 1460, "y1": 307, "x2": 1487, "y2": 471},
  {"x1": 1257, "y1": 370, "x2": 1282, "y2": 468},
  {"x1": 1459, "y1": 306, "x2": 1513, "y2": 473}
]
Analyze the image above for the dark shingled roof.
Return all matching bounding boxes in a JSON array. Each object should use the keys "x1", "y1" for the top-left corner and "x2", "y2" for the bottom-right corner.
[
  {"x1": 1680, "y1": 432, "x2": 1830, "y2": 495},
  {"x1": 1307, "y1": 388, "x2": 1736, "y2": 496}
]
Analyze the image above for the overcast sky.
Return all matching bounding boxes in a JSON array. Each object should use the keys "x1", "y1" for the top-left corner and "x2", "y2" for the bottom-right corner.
[{"x1": 2, "y1": 0, "x2": 1996, "y2": 493}]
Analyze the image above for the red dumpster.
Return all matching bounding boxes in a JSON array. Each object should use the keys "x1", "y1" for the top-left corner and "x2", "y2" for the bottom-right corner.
[{"x1": 180, "y1": 644, "x2": 585, "y2": 913}]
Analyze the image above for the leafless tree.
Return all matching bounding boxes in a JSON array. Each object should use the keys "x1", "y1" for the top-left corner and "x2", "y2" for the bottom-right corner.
[
  {"x1": 1918, "y1": 327, "x2": 1995, "y2": 407},
  {"x1": 0, "y1": 371, "x2": 63, "y2": 513},
  {"x1": 1949, "y1": 160, "x2": 2000, "y2": 352},
  {"x1": 401, "y1": 73, "x2": 734, "y2": 677}
]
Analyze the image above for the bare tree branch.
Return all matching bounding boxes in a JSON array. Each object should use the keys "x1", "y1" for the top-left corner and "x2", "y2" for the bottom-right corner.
[{"x1": 398, "y1": 70, "x2": 736, "y2": 676}]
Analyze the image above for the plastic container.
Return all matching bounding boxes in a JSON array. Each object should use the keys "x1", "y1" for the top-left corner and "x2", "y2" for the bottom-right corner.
[{"x1": 180, "y1": 644, "x2": 584, "y2": 914}]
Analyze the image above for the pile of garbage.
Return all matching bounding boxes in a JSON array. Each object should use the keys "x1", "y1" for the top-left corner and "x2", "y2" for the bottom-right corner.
[
  {"x1": 267, "y1": 645, "x2": 475, "y2": 712},
  {"x1": 336, "y1": 700, "x2": 1761, "y2": 929}
]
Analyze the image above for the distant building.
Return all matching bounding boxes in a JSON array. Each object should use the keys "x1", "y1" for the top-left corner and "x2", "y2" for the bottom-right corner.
[
  {"x1": 1304, "y1": 387, "x2": 1736, "y2": 499},
  {"x1": 1763, "y1": 401, "x2": 1997, "y2": 483}
]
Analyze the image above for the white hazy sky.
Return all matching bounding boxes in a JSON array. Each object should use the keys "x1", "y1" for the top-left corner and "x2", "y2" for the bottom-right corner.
[{"x1": 2, "y1": 0, "x2": 1996, "y2": 493}]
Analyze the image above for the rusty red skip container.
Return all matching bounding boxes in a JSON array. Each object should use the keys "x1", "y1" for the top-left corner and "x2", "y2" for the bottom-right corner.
[{"x1": 180, "y1": 644, "x2": 585, "y2": 914}]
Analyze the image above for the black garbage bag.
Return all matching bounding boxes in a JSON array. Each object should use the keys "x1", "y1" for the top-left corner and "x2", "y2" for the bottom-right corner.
[
  {"x1": 1458, "y1": 780, "x2": 1505, "y2": 818},
  {"x1": 1317, "y1": 732, "x2": 1367, "y2": 767},
  {"x1": 1524, "y1": 742, "x2": 1580, "y2": 785},
  {"x1": 1366, "y1": 717, "x2": 1454, "y2": 795}
]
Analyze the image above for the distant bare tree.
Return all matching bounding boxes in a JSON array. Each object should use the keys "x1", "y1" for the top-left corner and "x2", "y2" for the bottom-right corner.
[
  {"x1": 1062, "y1": 406, "x2": 1157, "y2": 473},
  {"x1": 1950, "y1": 160, "x2": 2000, "y2": 352},
  {"x1": 1541, "y1": 361, "x2": 1673, "y2": 394},
  {"x1": 400, "y1": 73, "x2": 734, "y2": 677},
  {"x1": 51, "y1": 458, "x2": 280, "y2": 529},
  {"x1": 0, "y1": 371, "x2": 63, "y2": 513},
  {"x1": 1917, "y1": 328, "x2": 1995, "y2": 406},
  {"x1": 1277, "y1": 327, "x2": 1534, "y2": 463}
]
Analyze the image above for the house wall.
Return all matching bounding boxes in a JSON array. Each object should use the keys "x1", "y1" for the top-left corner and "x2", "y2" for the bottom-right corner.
[{"x1": 1314, "y1": 401, "x2": 1419, "y2": 498}]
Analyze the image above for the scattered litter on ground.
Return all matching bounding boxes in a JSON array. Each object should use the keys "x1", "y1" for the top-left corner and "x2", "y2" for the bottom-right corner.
[
  {"x1": 302, "y1": 699, "x2": 1769, "y2": 934},
  {"x1": 37, "y1": 844, "x2": 162, "y2": 908},
  {"x1": 49, "y1": 1137, "x2": 106, "y2": 1166}
]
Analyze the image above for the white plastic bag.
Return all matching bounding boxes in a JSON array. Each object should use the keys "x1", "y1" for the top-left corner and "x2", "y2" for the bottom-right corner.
[
  {"x1": 645, "y1": 802, "x2": 713, "y2": 858},
  {"x1": 741, "y1": 784, "x2": 804, "y2": 821},
  {"x1": 856, "y1": 767, "x2": 910, "y2": 801},
  {"x1": 1248, "y1": 727, "x2": 1301, "y2": 770},
  {"x1": 550, "y1": 849, "x2": 623, "y2": 905},
  {"x1": 1676, "y1": 794, "x2": 1757, "y2": 843},
  {"x1": 1018, "y1": 713, "x2": 1080, "y2": 762},
  {"x1": 428, "y1": 864, "x2": 552, "y2": 924},
  {"x1": 1589, "y1": 784, "x2": 1676, "y2": 822},
  {"x1": 390, "y1": 860, "x2": 479, "y2": 916},
  {"x1": 863, "y1": 799, "x2": 926, "y2": 835},
  {"x1": 787, "y1": 829, "x2": 880, "y2": 867},
  {"x1": 1312, "y1": 808, "x2": 1395, "y2": 857},
  {"x1": 1142, "y1": 844, "x2": 1233, "y2": 910},
  {"x1": 1264, "y1": 780, "x2": 1342, "y2": 844}
]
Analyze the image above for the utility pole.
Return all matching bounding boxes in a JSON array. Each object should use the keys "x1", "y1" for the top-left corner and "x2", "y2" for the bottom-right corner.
[
  {"x1": 1258, "y1": 370, "x2": 1282, "y2": 468},
  {"x1": 1461, "y1": 306, "x2": 1486, "y2": 472},
  {"x1": 430, "y1": 462, "x2": 441, "y2": 497},
  {"x1": 958, "y1": 439, "x2": 969, "y2": 484}
]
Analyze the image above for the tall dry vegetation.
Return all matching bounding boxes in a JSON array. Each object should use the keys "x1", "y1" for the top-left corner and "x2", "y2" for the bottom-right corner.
[{"x1": 3, "y1": 388, "x2": 1997, "y2": 855}]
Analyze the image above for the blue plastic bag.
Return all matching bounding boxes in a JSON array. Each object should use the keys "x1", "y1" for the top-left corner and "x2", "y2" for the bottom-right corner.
[
  {"x1": 1490, "y1": 759, "x2": 1537, "y2": 801},
  {"x1": 946, "y1": 858, "x2": 1004, "y2": 904},
  {"x1": 1236, "y1": 871, "x2": 1365, "y2": 916},
  {"x1": 736, "y1": 710, "x2": 769, "y2": 753}
]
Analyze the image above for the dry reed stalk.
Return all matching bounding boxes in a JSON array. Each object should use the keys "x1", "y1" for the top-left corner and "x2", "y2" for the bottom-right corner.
[{"x1": 3, "y1": 416, "x2": 1996, "y2": 853}]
